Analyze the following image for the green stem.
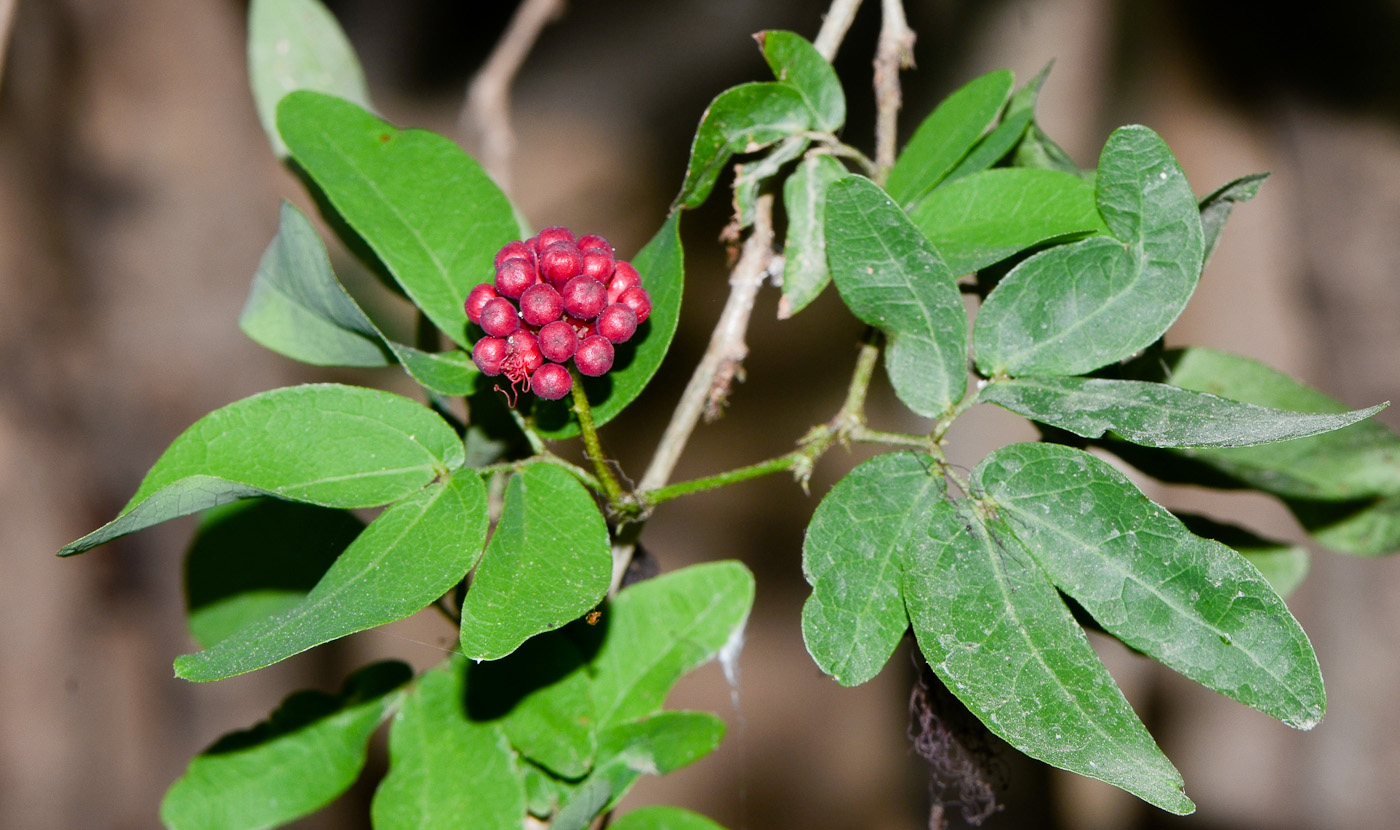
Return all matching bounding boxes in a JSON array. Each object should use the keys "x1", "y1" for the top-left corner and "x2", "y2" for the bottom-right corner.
[
  {"x1": 571, "y1": 370, "x2": 626, "y2": 507},
  {"x1": 841, "y1": 327, "x2": 883, "y2": 420},
  {"x1": 641, "y1": 452, "x2": 803, "y2": 507}
]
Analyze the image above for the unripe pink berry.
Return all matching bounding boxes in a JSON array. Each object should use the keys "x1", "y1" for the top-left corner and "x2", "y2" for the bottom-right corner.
[
  {"x1": 596, "y1": 303, "x2": 638, "y2": 343},
  {"x1": 539, "y1": 242, "x2": 583, "y2": 288},
  {"x1": 617, "y1": 285, "x2": 652, "y2": 323},
  {"x1": 493, "y1": 240, "x2": 535, "y2": 268},
  {"x1": 519, "y1": 282, "x2": 564, "y2": 327},
  {"x1": 562, "y1": 275, "x2": 607, "y2": 320},
  {"x1": 574, "y1": 335, "x2": 614, "y2": 376},
  {"x1": 607, "y1": 261, "x2": 641, "y2": 302},
  {"x1": 534, "y1": 226, "x2": 575, "y2": 253},
  {"x1": 479, "y1": 297, "x2": 521, "y2": 337},
  {"x1": 530, "y1": 363, "x2": 572, "y2": 400},
  {"x1": 580, "y1": 247, "x2": 615, "y2": 281},
  {"x1": 495, "y1": 258, "x2": 537, "y2": 299},
  {"x1": 472, "y1": 337, "x2": 507, "y2": 375},
  {"x1": 538, "y1": 320, "x2": 579, "y2": 363},
  {"x1": 465, "y1": 283, "x2": 497, "y2": 324},
  {"x1": 576, "y1": 234, "x2": 613, "y2": 255}
]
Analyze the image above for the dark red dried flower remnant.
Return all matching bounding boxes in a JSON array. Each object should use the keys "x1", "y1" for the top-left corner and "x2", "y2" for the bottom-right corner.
[{"x1": 467, "y1": 228, "x2": 652, "y2": 403}]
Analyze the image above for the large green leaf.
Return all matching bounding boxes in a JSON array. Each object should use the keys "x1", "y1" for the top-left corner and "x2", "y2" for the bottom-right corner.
[
  {"x1": 886, "y1": 70, "x2": 1013, "y2": 206},
  {"x1": 184, "y1": 499, "x2": 363, "y2": 648},
  {"x1": 534, "y1": 212, "x2": 684, "y2": 438},
  {"x1": 247, "y1": 0, "x2": 371, "y2": 159},
  {"x1": 371, "y1": 656, "x2": 525, "y2": 830},
  {"x1": 941, "y1": 63, "x2": 1050, "y2": 185},
  {"x1": 802, "y1": 452, "x2": 940, "y2": 686},
  {"x1": 903, "y1": 498, "x2": 1192, "y2": 814},
  {"x1": 175, "y1": 473, "x2": 487, "y2": 681},
  {"x1": 277, "y1": 91, "x2": 518, "y2": 348},
  {"x1": 552, "y1": 712, "x2": 726, "y2": 830},
  {"x1": 458, "y1": 464, "x2": 611, "y2": 660},
  {"x1": 1179, "y1": 514, "x2": 1309, "y2": 599},
  {"x1": 982, "y1": 375, "x2": 1383, "y2": 448},
  {"x1": 242, "y1": 201, "x2": 477, "y2": 394},
  {"x1": 758, "y1": 30, "x2": 844, "y2": 131},
  {"x1": 1199, "y1": 173, "x2": 1269, "y2": 267},
  {"x1": 467, "y1": 631, "x2": 597, "y2": 778},
  {"x1": 588, "y1": 561, "x2": 754, "y2": 730},
  {"x1": 779, "y1": 153, "x2": 847, "y2": 318},
  {"x1": 675, "y1": 82, "x2": 814, "y2": 210},
  {"x1": 161, "y1": 661, "x2": 410, "y2": 830},
  {"x1": 826, "y1": 175, "x2": 968, "y2": 418},
  {"x1": 978, "y1": 443, "x2": 1325, "y2": 729},
  {"x1": 610, "y1": 806, "x2": 729, "y2": 830},
  {"x1": 974, "y1": 126, "x2": 1204, "y2": 377},
  {"x1": 59, "y1": 384, "x2": 464, "y2": 556},
  {"x1": 909, "y1": 168, "x2": 1105, "y2": 276}
]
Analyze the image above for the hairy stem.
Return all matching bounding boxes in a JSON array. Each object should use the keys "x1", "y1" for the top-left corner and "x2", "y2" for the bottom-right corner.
[
  {"x1": 460, "y1": 0, "x2": 566, "y2": 192},
  {"x1": 812, "y1": 0, "x2": 866, "y2": 62},
  {"x1": 873, "y1": 0, "x2": 915, "y2": 183},
  {"x1": 571, "y1": 371, "x2": 626, "y2": 507}
]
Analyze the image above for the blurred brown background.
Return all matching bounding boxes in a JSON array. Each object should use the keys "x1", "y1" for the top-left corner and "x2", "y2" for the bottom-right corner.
[{"x1": 5, "y1": 1, "x2": 1400, "y2": 828}]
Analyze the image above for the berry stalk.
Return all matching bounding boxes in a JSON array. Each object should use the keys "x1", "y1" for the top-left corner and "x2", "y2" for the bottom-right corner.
[{"x1": 570, "y1": 368, "x2": 627, "y2": 508}]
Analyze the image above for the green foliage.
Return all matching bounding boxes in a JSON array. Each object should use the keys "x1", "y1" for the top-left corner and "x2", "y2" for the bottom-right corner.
[{"x1": 56, "y1": 5, "x2": 1395, "y2": 827}]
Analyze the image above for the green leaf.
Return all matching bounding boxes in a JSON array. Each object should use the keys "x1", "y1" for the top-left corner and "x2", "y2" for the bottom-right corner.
[
  {"x1": 184, "y1": 499, "x2": 363, "y2": 648},
  {"x1": 1014, "y1": 122, "x2": 1087, "y2": 178},
  {"x1": 161, "y1": 660, "x2": 410, "y2": 830},
  {"x1": 978, "y1": 442, "x2": 1325, "y2": 729},
  {"x1": 588, "y1": 561, "x2": 754, "y2": 730},
  {"x1": 466, "y1": 631, "x2": 597, "y2": 778},
  {"x1": 247, "y1": 0, "x2": 371, "y2": 159},
  {"x1": 981, "y1": 375, "x2": 1384, "y2": 448},
  {"x1": 825, "y1": 175, "x2": 968, "y2": 418},
  {"x1": 611, "y1": 807, "x2": 729, "y2": 830},
  {"x1": 886, "y1": 70, "x2": 1013, "y2": 206},
  {"x1": 59, "y1": 384, "x2": 464, "y2": 556},
  {"x1": 534, "y1": 213, "x2": 684, "y2": 438},
  {"x1": 175, "y1": 473, "x2": 487, "y2": 681},
  {"x1": 553, "y1": 712, "x2": 726, "y2": 830},
  {"x1": 908, "y1": 168, "x2": 1105, "y2": 276},
  {"x1": 1179, "y1": 514, "x2": 1309, "y2": 599},
  {"x1": 757, "y1": 30, "x2": 844, "y2": 131},
  {"x1": 242, "y1": 201, "x2": 477, "y2": 394},
  {"x1": 802, "y1": 452, "x2": 941, "y2": 686},
  {"x1": 903, "y1": 498, "x2": 1193, "y2": 814},
  {"x1": 779, "y1": 153, "x2": 847, "y2": 318},
  {"x1": 942, "y1": 108, "x2": 1032, "y2": 184},
  {"x1": 371, "y1": 657, "x2": 525, "y2": 830},
  {"x1": 974, "y1": 126, "x2": 1204, "y2": 376},
  {"x1": 277, "y1": 91, "x2": 518, "y2": 348},
  {"x1": 1199, "y1": 172, "x2": 1269, "y2": 267},
  {"x1": 675, "y1": 82, "x2": 814, "y2": 210},
  {"x1": 458, "y1": 464, "x2": 611, "y2": 660}
]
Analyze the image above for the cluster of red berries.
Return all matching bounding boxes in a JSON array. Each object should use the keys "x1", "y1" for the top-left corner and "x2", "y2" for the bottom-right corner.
[{"x1": 466, "y1": 227, "x2": 653, "y2": 401}]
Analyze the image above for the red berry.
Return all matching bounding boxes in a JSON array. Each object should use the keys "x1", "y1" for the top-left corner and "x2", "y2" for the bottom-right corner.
[
  {"x1": 562, "y1": 275, "x2": 607, "y2": 319},
  {"x1": 564, "y1": 315, "x2": 595, "y2": 340},
  {"x1": 538, "y1": 320, "x2": 579, "y2": 363},
  {"x1": 495, "y1": 258, "x2": 537, "y2": 299},
  {"x1": 617, "y1": 285, "x2": 652, "y2": 323},
  {"x1": 596, "y1": 303, "x2": 638, "y2": 343},
  {"x1": 580, "y1": 247, "x2": 615, "y2": 281},
  {"x1": 577, "y1": 234, "x2": 613, "y2": 255},
  {"x1": 465, "y1": 283, "x2": 497, "y2": 324},
  {"x1": 534, "y1": 226, "x2": 575, "y2": 253},
  {"x1": 539, "y1": 242, "x2": 583, "y2": 288},
  {"x1": 519, "y1": 283, "x2": 564, "y2": 327},
  {"x1": 530, "y1": 363, "x2": 572, "y2": 400},
  {"x1": 574, "y1": 335, "x2": 614, "y2": 376},
  {"x1": 479, "y1": 297, "x2": 521, "y2": 337},
  {"x1": 472, "y1": 337, "x2": 507, "y2": 375},
  {"x1": 607, "y1": 261, "x2": 641, "y2": 302},
  {"x1": 493, "y1": 240, "x2": 535, "y2": 268},
  {"x1": 507, "y1": 330, "x2": 544, "y2": 377}
]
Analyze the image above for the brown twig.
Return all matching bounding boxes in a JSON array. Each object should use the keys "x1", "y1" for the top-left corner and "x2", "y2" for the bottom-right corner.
[
  {"x1": 873, "y1": 0, "x2": 915, "y2": 183},
  {"x1": 459, "y1": 0, "x2": 566, "y2": 194},
  {"x1": 0, "y1": 0, "x2": 17, "y2": 98},
  {"x1": 812, "y1": 0, "x2": 865, "y2": 62}
]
